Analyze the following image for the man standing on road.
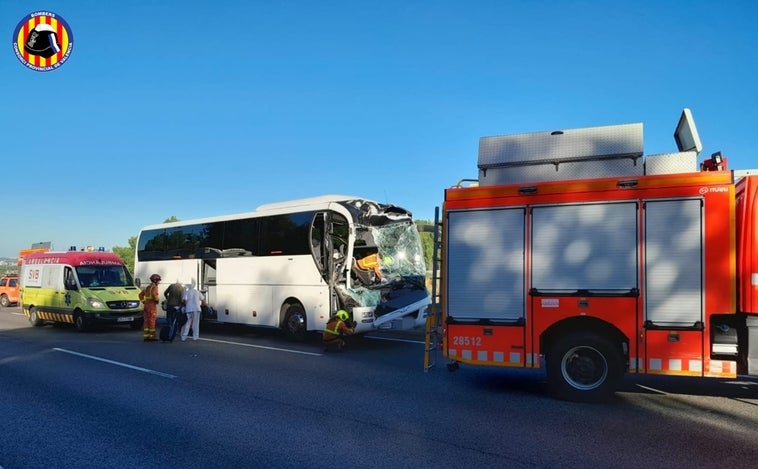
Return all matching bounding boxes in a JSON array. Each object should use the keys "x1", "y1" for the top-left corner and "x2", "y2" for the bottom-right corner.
[
  {"x1": 139, "y1": 273, "x2": 161, "y2": 341},
  {"x1": 164, "y1": 280, "x2": 185, "y2": 326},
  {"x1": 180, "y1": 279, "x2": 205, "y2": 342}
]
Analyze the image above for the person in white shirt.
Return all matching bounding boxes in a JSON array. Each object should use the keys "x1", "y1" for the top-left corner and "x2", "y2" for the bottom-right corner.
[{"x1": 180, "y1": 279, "x2": 205, "y2": 342}]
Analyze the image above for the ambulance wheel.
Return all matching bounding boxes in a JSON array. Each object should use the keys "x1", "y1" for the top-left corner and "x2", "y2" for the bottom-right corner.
[
  {"x1": 29, "y1": 307, "x2": 43, "y2": 327},
  {"x1": 546, "y1": 333, "x2": 622, "y2": 403},
  {"x1": 0, "y1": 294, "x2": 9, "y2": 307},
  {"x1": 74, "y1": 312, "x2": 89, "y2": 332},
  {"x1": 282, "y1": 303, "x2": 307, "y2": 341}
]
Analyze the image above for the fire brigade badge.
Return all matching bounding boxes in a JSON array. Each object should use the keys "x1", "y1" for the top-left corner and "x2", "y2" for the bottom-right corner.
[{"x1": 12, "y1": 11, "x2": 73, "y2": 72}]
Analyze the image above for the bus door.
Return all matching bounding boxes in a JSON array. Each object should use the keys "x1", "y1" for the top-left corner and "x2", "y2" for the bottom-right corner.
[
  {"x1": 200, "y1": 259, "x2": 217, "y2": 319},
  {"x1": 310, "y1": 211, "x2": 349, "y2": 312}
]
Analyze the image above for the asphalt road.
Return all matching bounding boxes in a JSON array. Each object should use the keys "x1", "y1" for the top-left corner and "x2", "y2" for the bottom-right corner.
[{"x1": 1, "y1": 306, "x2": 757, "y2": 468}]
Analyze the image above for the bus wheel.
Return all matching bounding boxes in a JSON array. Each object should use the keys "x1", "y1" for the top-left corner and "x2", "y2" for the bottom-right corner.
[
  {"x1": 29, "y1": 307, "x2": 43, "y2": 327},
  {"x1": 74, "y1": 312, "x2": 89, "y2": 332},
  {"x1": 546, "y1": 333, "x2": 622, "y2": 403},
  {"x1": 282, "y1": 304, "x2": 307, "y2": 341},
  {"x1": 0, "y1": 294, "x2": 9, "y2": 307}
]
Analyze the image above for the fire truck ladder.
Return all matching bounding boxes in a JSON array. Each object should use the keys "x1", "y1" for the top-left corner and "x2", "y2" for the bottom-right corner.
[{"x1": 423, "y1": 206, "x2": 443, "y2": 372}]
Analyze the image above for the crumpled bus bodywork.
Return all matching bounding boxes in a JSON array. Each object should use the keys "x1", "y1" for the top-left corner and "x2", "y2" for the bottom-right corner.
[{"x1": 329, "y1": 199, "x2": 430, "y2": 332}]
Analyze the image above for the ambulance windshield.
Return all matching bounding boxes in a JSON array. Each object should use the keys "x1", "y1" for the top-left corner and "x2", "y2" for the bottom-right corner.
[{"x1": 76, "y1": 266, "x2": 134, "y2": 288}]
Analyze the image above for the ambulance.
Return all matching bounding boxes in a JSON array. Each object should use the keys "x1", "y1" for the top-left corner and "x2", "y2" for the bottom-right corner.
[{"x1": 19, "y1": 250, "x2": 143, "y2": 331}]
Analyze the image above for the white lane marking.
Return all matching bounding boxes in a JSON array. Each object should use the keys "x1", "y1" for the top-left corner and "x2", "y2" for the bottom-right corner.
[
  {"x1": 635, "y1": 384, "x2": 667, "y2": 395},
  {"x1": 199, "y1": 337, "x2": 322, "y2": 356},
  {"x1": 53, "y1": 347, "x2": 177, "y2": 379},
  {"x1": 365, "y1": 335, "x2": 424, "y2": 345}
]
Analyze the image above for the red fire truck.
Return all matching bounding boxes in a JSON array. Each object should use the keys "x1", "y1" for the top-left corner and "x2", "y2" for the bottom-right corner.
[{"x1": 435, "y1": 109, "x2": 758, "y2": 401}]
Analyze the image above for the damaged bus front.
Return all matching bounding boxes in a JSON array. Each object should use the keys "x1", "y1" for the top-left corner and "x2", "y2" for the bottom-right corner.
[{"x1": 320, "y1": 199, "x2": 430, "y2": 333}]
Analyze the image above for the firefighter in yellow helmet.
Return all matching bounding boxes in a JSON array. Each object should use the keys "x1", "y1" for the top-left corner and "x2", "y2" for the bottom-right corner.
[{"x1": 322, "y1": 309, "x2": 355, "y2": 352}]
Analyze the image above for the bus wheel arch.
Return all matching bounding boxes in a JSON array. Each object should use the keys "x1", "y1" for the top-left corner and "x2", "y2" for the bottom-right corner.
[
  {"x1": 541, "y1": 317, "x2": 627, "y2": 402},
  {"x1": 28, "y1": 306, "x2": 43, "y2": 327},
  {"x1": 74, "y1": 309, "x2": 89, "y2": 332},
  {"x1": 280, "y1": 300, "x2": 307, "y2": 341}
]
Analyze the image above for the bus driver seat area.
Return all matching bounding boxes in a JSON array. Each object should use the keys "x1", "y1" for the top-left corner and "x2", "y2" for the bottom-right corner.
[{"x1": 352, "y1": 253, "x2": 383, "y2": 286}]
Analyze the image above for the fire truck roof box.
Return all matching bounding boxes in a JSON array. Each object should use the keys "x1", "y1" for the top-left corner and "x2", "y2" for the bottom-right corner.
[
  {"x1": 478, "y1": 122, "x2": 643, "y2": 169},
  {"x1": 477, "y1": 122, "x2": 644, "y2": 185}
]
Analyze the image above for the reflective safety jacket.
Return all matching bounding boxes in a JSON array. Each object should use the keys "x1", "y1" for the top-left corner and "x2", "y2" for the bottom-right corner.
[
  {"x1": 323, "y1": 317, "x2": 354, "y2": 341},
  {"x1": 356, "y1": 253, "x2": 383, "y2": 278},
  {"x1": 140, "y1": 284, "x2": 159, "y2": 304}
]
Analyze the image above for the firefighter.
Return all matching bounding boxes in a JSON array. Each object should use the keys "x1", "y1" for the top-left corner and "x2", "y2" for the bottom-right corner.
[
  {"x1": 322, "y1": 309, "x2": 355, "y2": 352},
  {"x1": 139, "y1": 273, "x2": 161, "y2": 341}
]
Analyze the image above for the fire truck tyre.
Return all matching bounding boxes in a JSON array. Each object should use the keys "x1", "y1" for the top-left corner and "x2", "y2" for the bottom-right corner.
[
  {"x1": 29, "y1": 307, "x2": 43, "y2": 327},
  {"x1": 0, "y1": 294, "x2": 9, "y2": 307},
  {"x1": 546, "y1": 333, "x2": 622, "y2": 403},
  {"x1": 283, "y1": 304, "x2": 307, "y2": 341},
  {"x1": 74, "y1": 312, "x2": 89, "y2": 332}
]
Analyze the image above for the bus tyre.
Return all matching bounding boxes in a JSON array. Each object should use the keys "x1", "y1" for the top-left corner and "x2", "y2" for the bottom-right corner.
[
  {"x1": 546, "y1": 333, "x2": 623, "y2": 403},
  {"x1": 282, "y1": 304, "x2": 307, "y2": 341},
  {"x1": 29, "y1": 307, "x2": 43, "y2": 327},
  {"x1": 0, "y1": 294, "x2": 9, "y2": 307},
  {"x1": 74, "y1": 312, "x2": 89, "y2": 332}
]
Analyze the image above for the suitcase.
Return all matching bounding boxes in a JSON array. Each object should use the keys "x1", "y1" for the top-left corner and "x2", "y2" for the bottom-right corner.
[
  {"x1": 159, "y1": 317, "x2": 179, "y2": 342},
  {"x1": 159, "y1": 308, "x2": 187, "y2": 342}
]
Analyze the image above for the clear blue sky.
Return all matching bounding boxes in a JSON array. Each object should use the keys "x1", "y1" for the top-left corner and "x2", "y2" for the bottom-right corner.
[{"x1": 2, "y1": 0, "x2": 756, "y2": 258}]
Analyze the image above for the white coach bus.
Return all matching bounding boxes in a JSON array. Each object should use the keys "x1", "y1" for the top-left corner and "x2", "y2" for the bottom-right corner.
[{"x1": 134, "y1": 195, "x2": 430, "y2": 340}]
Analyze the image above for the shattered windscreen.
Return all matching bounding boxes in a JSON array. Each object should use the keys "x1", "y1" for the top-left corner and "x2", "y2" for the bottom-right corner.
[
  {"x1": 372, "y1": 222, "x2": 426, "y2": 280},
  {"x1": 339, "y1": 220, "x2": 428, "y2": 313},
  {"x1": 333, "y1": 199, "x2": 429, "y2": 319}
]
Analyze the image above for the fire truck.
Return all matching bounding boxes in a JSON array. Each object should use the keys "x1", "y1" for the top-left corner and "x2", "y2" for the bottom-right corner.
[{"x1": 429, "y1": 109, "x2": 758, "y2": 402}]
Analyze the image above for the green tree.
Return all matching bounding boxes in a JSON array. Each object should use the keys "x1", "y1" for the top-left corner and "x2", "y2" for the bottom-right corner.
[
  {"x1": 113, "y1": 237, "x2": 137, "y2": 275},
  {"x1": 415, "y1": 219, "x2": 435, "y2": 270}
]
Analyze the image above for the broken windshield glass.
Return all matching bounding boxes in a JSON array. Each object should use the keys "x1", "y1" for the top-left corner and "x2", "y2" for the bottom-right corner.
[{"x1": 373, "y1": 222, "x2": 426, "y2": 280}]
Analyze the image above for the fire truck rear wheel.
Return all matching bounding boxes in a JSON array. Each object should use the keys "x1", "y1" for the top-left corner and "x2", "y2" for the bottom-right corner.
[
  {"x1": 546, "y1": 333, "x2": 622, "y2": 402},
  {"x1": 29, "y1": 307, "x2": 43, "y2": 327}
]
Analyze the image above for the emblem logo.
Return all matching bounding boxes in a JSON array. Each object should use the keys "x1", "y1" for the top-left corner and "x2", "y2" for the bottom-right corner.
[{"x1": 12, "y1": 11, "x2": 74, "y2": 71}]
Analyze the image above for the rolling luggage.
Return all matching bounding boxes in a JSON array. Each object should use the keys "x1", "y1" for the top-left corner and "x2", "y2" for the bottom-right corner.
[{"x1": 160, "y1": 307, "x2": 187, "y2": 342}]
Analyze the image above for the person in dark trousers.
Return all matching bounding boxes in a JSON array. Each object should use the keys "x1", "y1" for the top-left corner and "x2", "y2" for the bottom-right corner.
[
  {"x1": 164, "y1": 280, "x2": 185, "y2": 326},
  {"x1": 322, "y1": 309, "x2": 355, "y2": 352}
]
